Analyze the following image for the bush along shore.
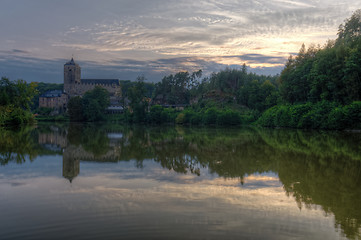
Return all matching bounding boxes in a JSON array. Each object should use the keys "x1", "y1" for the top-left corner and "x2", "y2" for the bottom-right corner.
[{"x1": 257, "y1": 101, "x2": 361, "y2": 130}]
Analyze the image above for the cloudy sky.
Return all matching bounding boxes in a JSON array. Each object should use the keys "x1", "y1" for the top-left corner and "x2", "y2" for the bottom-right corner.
[{"x1": 1, "y1": 0, "x2": 361, "y2": 83}]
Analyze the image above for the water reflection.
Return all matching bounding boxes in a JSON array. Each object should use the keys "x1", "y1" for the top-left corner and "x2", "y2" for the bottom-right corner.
[{"x1": 1, "y1": 123, "x2": 361, "y2": 239}]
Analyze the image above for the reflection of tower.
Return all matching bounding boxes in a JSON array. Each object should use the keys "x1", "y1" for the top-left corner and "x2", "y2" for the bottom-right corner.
[{"x1": 62, "y1": 153, "x2": 80, "y2": 183}]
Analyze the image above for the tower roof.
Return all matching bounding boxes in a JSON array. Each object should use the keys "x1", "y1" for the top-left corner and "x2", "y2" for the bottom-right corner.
[
  {"x1": 64, "y1": 57, "x2": 76, "y2": 65},
  {"x1": 40, "y1": 90, "x2": 63, "y2": 98}
]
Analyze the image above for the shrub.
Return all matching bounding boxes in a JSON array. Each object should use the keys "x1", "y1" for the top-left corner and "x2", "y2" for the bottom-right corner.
[
  {"x1": 175, "y1": 113, "x2": 185, "y2": 124},
  {"x1": 344, "y1": 101, "x2": 361, "y2": 129},
  {"x1": 274, "y1": 105, "x2": 291, "y2": 127},
  {"x1": 190, "y1": 113, "x2": 202, "y2": 125},
  {"x1": 326, "y1": 107, "x2": 347, "y2": 130},
  {"x1": 149, "y1": 105, "x2": 163, "y2": 124},
  {"x1": 217, "y1": 110, "x2": 241, "y2": 125},
  {"x1": 203, "y1": 107, "x2": 218, "y2": 125},
  {"x1": 257, "y1": 106, "x2": 279, "y2": 127},
  {"x1": 257, "y1": 101, "x2": 361, "y2": 129}
]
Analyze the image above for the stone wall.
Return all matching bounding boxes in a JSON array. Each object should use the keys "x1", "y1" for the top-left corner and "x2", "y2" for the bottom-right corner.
[{"x1": 67, "y1": 82, "x2": 121, "y2": 97}]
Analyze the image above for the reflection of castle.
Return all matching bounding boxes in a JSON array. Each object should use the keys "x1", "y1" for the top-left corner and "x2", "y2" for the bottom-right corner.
[
  {"x1": 38, "y1": 126, "x2": 122, "y2": 182},
  {"x1": 38, "y1": 129, "x2": 67, "y2": 150},
  {"x1": 63, "y1": 157, "x2": 79, "y2": 183}
]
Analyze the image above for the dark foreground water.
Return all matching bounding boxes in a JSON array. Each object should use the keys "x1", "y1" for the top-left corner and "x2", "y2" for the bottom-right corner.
[{"x1": 1, "y1": 123, "x2": 361, "y2": 240}]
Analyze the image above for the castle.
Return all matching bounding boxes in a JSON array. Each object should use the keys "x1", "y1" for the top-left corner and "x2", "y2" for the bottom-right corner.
[
  {"x1": 63, "y1": 58, "x2": 121, "y2": 98},
  {"x1": 39, "y1": 58, "x2": 122, "y2": 110}
]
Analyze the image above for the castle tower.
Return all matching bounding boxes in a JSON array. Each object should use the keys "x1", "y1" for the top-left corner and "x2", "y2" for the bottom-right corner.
[{"x1": 64, "y1": 58, "x2": 81, "y2": 95}]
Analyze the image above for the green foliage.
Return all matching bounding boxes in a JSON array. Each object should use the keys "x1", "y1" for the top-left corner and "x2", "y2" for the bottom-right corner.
[
  {"x1": 337, "y1": 10, "x2": 361, "y2": 44},
  {"x1": 67, "y1": 86, "x2": 110, "y2": 122},
  {"x1": 216, "y1": 109, "x2": 241, "y2": 125},
  {"x1": 80, "y1": 124, "x2": 110, "y2": 156},
  {"x1": 67, "y1": 96, "x2": 84, "y2": 122},
  {"x1": 279, "y1": 44, "x2": 320, "y2": 103},
  {"x1": 175, "y1": 113, "x2": 185, "y2": 124},
  {"x1": 144, "y1": 66, "x2": 277, "y2": 126},
  {"x1": 0, "y1": 77, "x2": 38, "y2": 126},
  {"x1": 148, "y1": 105, "x2": 163, "y2": 124},
  {"x1": 298, "y1": 101, "x2": 338, "y2": 129},
  {"x1": 128, "y1": 76, "x2": 149, "y2": 123},
  {"x1": 0, "y1": 126, "x2": 40, "y2": 165},
  {"x1": 279, "y1": 11, "x2": 361, "y2": 105},
  {"x1": 257, "y1": 101, "x2": 361, "y2": 130},
  {"x1": 120, "y1": 80, "x2": 155, "y2": 98},
  {"x1": 83, "y1": 99, "x2": 103, "y2": 122},
  {"x1": 209, "y1": 67, "x2": 246, "y2": 94},
  {"x1": 83, "y1": 86, "x2": 110, "y2": 110},
  {"x1": 38, "y1": 107, "x2": 53, "y2": 116},
  {"x1": 141, "y1": 103, "x2": 256, "y2": 126},
  {"x1": 9, "y1": 107, "x2": 35, "y2": 125},
  {"x1": 161, "y1": 108, "x2": 177, "y2": 123},
  {"x1": 238, "y1": 79, "x2": 279, "y2": 111},
  {"x1": 203, "y1": 107, "x2": 218, "y2": 125},
  {"x1": 344, "y1": 101, "x2": 361, "y2": 129},
  {"x1": 145, "y1": 105, "x2": 178, "y2": 124},
  {"x1": 152, "y1": 70, "x2": 203, "y2": 105}
]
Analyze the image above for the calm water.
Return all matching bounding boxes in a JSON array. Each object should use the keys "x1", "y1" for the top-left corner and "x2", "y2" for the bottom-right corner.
[{"x1": 1, "y1": 123, "x2": 361, "y2": 240}]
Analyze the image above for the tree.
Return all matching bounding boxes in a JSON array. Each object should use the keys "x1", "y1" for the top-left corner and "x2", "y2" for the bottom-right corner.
[
  {"x1": 337, "y1": 10, "x2": 361, "y2": 44},
  {"x1": 82, "y1": 86, "x2": 110, "y2": 122},
  {"x1": 279, "y1": 44, "x2": 319, "y2": 104},
  {"x1": 152, "y1": 70, "x2": 203, "y2": 105},
  {"x1": 67, "y1": 96, "x2": 84, "y2": 122},
  {"x1": 82, "y1": 86, "x2": 110, "y2": 110},
  {"x1": 67, "y1": 87, "x2": 110, "y2": 122},
  {"x1": 278, "y1": 11, "x2": 361, "y2": 105},
  {"x1": 0, "y1": 77, "x2": 38, "y2": 125},
  {"x1": 128, "y1": 75, "x2": 148, "y2": 122}
]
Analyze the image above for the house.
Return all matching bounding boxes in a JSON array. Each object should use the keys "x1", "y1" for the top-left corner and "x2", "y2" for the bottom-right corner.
[{"x1": 39, "y1": 90, "x2": 68, "y2": 109}]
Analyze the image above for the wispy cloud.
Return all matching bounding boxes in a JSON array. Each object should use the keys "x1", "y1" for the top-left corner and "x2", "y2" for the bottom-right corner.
[{"x1": 1, "y1": 0, "x2": 361, "y2": 81}]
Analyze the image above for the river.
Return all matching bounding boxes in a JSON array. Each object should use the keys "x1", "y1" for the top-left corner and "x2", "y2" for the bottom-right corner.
[{"x1": 1, "y1": 123, "x2": 360, "y2": 239}]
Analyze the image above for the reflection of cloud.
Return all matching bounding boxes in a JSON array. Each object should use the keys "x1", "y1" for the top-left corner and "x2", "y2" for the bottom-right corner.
[
  {"x1": 0, "y1": 158, "x2": 347, "y2": 239},
  {"x1": 44, "y1": 167, "x2": 341, "y2": 239}
]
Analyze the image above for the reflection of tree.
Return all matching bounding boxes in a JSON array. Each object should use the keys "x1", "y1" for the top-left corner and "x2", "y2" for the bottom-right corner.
[
  {"x1": 256, "y1": 129, "x2": 361, "y2": 239},
  {"x1": 81, "y1": 125, "x2": 109, "y2": 157},
  {"x1": 259, "y1": 128, "x2": 361, "y2": 162},
  {"x1": 118, "y1": 126, "x2": 361, "y2": 239},
  {"x1": 0, "y1": 126, "x2": 39, "y2": 165},
  {"x1": 2, "y1": 123, "x2": 361, "y2": 238},
  {"x1": 68, "y1": 123, "x2": 110, "y2": 157},
  {"x1": 277, "y1": 152, "x2": 361, "y2": 240},
  {"x1": 153, "y1": 139, "x2": 203, "y2": 176}
]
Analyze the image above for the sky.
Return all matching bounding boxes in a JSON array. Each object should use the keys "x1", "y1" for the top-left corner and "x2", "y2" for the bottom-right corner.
[{"x1": 1, "y1": 0, "x2": 361, "y2": 83}]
